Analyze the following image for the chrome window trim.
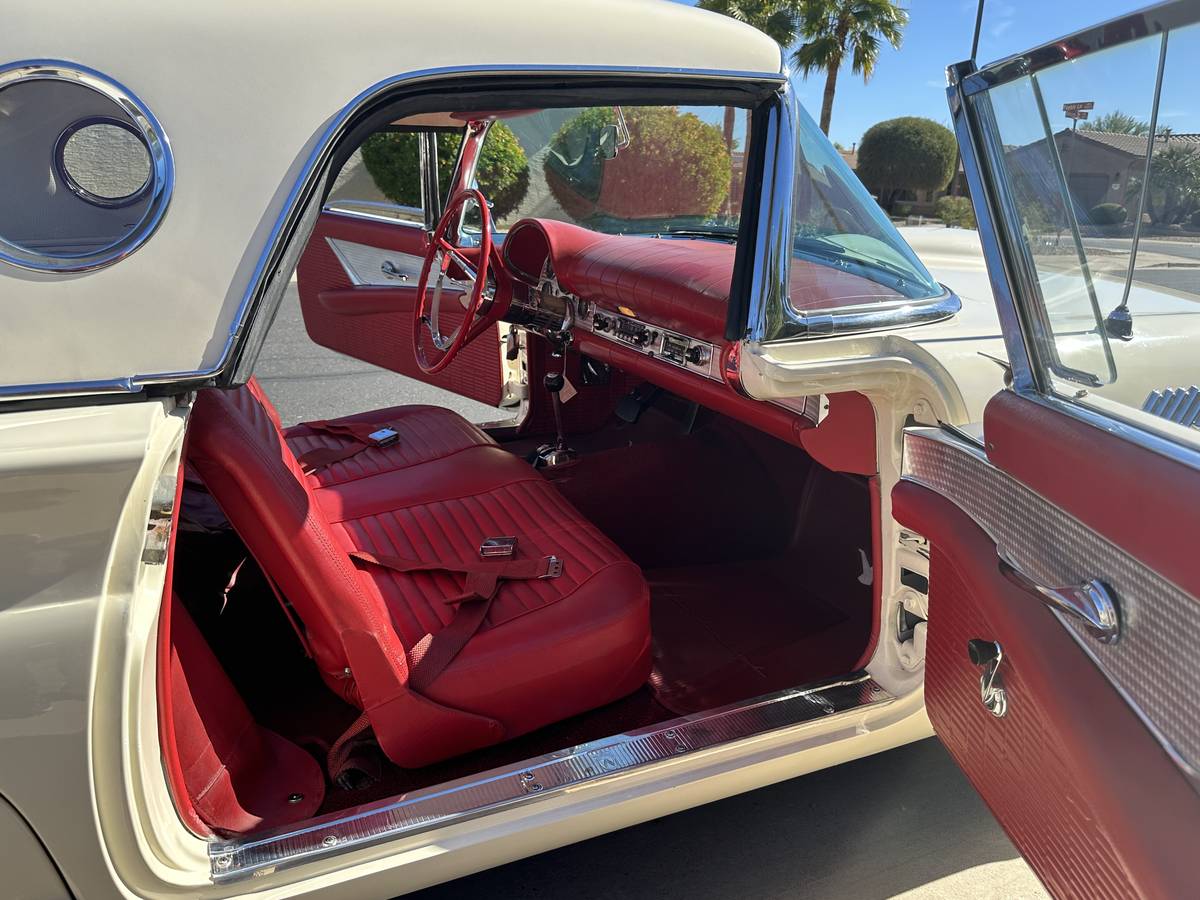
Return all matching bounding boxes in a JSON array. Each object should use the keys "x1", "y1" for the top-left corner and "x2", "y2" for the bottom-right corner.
[
  {"x1": 322, "y1": 199, "x2": 425, "y2": 222},
  {"x1": 746, "y1": 81, "x2": 960, "y2": 344},
  {"x1": 958, "y1": 0, "x2": 1200, "y2": 96},
  {"x1": 948, "y1": 29, "x2": 1200, "y2": 472},
  {"x1": 0, "y1": 59, "x2": 174, "y2": 275}
]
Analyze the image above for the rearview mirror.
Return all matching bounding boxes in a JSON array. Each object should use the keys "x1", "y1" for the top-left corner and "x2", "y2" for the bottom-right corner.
[{"x1": 598, "y1": 124, "x2": 620, "y2": 160}]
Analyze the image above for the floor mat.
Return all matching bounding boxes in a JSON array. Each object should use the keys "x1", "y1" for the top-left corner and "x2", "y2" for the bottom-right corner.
[{"x1": 647, "y1": 558, "x2": 867, "y2": 715}]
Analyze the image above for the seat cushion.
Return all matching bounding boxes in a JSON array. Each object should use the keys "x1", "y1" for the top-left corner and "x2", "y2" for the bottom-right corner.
[
  {"x1": 284, "y1": 404, "x2": 496, "y2": 489},
  {"x1": 188, "y1": 381, "x2": 651, "y2": 767}
]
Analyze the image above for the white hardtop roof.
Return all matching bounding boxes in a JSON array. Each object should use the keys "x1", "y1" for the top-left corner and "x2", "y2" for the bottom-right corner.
[{"x1": 0, "y1": 0, "x2": 783, "y2": 399}]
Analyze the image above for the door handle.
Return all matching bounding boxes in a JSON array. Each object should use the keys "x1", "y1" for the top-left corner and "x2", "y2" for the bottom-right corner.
[
  {"x1": 998, "y1": 550, "x2": 1121, "y2": 644},
  {"x1": 380, "y1": 260, "x2": 409, "y2": 281}
]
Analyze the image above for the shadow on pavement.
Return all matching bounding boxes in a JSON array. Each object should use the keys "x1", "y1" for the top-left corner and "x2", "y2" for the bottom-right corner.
[{"x1": 408, "y1": 738, "x2": 1036, "y2": 899}]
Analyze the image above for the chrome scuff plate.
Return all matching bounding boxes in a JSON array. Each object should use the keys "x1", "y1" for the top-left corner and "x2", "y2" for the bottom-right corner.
[{"x1": 209, "y1": 675, "x2": 891, "y2": 882}]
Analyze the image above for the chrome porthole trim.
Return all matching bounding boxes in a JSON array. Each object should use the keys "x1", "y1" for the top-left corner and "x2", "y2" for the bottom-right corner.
[{"x1": 0, "y1": 59, "x2": 174, "y2": 273}]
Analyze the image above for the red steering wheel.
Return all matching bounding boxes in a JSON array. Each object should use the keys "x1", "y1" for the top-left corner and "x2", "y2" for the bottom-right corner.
[{"x1": 413, "y1": 188, "x2": 510, "y2": 374}]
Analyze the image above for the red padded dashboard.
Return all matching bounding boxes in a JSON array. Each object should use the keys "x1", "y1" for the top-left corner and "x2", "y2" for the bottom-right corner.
[{"x1": 502, "y1": 218, "x2": 910, "y2": 344}]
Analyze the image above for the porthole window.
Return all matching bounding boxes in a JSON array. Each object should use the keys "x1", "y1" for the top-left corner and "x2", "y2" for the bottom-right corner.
[
  {"x1": 55, "y1": 118, "x2": 153, "y2": 208},
  {"x1": 0, "y1": 61, "x2": 173, "y2": 273}
]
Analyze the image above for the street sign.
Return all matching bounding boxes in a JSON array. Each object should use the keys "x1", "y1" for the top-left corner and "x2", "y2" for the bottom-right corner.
[
  {"x1": 1063, "y1": 101, "x2": 1095, "y2": 113},
  {"x1": 1065, "y1": 110, "x2": 1090, "y2": 121}
]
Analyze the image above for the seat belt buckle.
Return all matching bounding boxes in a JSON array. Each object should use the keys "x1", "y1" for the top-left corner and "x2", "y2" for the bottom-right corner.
[
  {"x1": 368, "y1": 427, "x2": 400, "y2": 446},
  {"x1": 479, "y1": 536, "x2": 518, "y2": 558},
  {"x1": 541, "y1": 556, "x2": 563, "y2": 579}
]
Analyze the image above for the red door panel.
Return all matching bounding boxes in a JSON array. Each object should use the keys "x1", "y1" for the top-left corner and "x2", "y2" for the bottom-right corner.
[
  {"x1": 296, "y1": 211, "x2": 504, "y2": 407},
  {"x1": 984, "y1": 391, "x2": 1200, "y2": 602},
  {"x1": 893, "y1": 479, "x2": 1198, "y2": 899}
]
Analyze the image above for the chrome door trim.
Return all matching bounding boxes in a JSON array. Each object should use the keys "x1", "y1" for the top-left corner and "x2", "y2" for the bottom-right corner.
[
  {"x1": 209, "y1": 674, "x2": 891, "y2": 883},
  {"x1": 957, "y1": 0, "x2": 1200, "y2": 95},
  {"x1": 902, "y1": 425, "x2": 1200, "y2": 787},
  {"x1": 998, "y1": 551, "x2": 1122, "y2": 643}
]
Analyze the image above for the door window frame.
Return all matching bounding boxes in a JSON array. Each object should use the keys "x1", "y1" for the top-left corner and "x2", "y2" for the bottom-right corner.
[{"x1": 947, "y1": 0, "x2": 1200, "y2": 471}]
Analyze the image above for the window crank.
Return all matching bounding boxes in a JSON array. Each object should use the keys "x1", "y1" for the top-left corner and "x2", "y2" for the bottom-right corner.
[
  {"x1": 967, "y1": 638, "x2": 1007, "y2": 718},
  {"x1": 380, "y1": 260, "x2": 409, "y2": 281}
]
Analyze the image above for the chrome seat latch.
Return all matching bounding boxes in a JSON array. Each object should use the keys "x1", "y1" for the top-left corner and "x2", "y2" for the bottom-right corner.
[{"x1": 967, "y1": 638, "x2": 1007, "y2": 718}]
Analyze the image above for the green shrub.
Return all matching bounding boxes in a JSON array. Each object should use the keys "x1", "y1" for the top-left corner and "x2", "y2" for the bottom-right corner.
[
  {"x1": 1090, "y1": 202, "x2": 1128, "y2": 225},
  {"x1": 856, "y1": 117, "x2": 958, "y2": 210},
  {"x1": 361, "y1": 123, "x2": 529, "y2": 219},
  {"x1": 545, "y1": 107, "x2": 730, "y2": 223},
  {"x1": 935, "y1": 195, "x2": 976, "y2": 229}
]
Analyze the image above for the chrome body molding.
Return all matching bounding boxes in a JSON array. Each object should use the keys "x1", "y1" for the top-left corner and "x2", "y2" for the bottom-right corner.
[
  {"x1": 209, "y1": 674, "x2": 891, "y2": 883},
  {"x1": 0, "y1": 60, "x2": 174, "y2": 274},
  {"x1": 901, "y1": 425, "x2": 1200, "y2": 785}
]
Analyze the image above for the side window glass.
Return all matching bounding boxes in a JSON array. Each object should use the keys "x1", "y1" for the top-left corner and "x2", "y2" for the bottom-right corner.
[
  {"x1": 977, "y1": 22, "x2": 1200, "y2": 440},
  {"x1": 326, "y1": 128, "x2": 462, "y2": 224}
]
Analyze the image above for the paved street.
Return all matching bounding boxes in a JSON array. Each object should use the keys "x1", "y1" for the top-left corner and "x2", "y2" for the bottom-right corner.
[{"x1": 256, "y1": 230, "x2": 1045, "y2": 898}]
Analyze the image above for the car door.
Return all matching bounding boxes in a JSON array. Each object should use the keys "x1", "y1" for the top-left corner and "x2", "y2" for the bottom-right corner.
[
  {"x1": 296, "y1": 125, "x2": 506, "y2": 406},
  {"x1": 895, "y1": 6, "x2": 1200, "y2": 897}
]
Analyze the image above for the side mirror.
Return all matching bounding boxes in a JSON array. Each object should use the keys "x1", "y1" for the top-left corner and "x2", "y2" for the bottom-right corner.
[{"x1": 598, "y1": 124, "x2": 620, "y2": 160}]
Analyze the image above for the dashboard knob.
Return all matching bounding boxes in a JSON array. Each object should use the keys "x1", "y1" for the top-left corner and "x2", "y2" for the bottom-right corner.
[
  {"x1": 686, "y1": 344, "x2": 711, "y2": 366},
  {"x1": 593, "y1": 314, "x2": 610, "y2": 332}
]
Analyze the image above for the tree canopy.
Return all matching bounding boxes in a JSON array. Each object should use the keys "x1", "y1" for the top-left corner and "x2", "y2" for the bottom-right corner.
[
  {"x1": 1081, "y1": 110, "x2": 1151, "y2": 136},
  {"x1": 855, "y1": 117, "x2": 957, "y2": 206}
]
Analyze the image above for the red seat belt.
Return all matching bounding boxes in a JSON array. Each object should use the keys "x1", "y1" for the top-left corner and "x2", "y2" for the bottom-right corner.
[
  {"x1": 349, "y1": 550, "x2": 561, "y2": 692},
  {"x1": 295, "y1": 420, "x2": 400, "y2": 475},
  {"x1": 326, "y1": 549, "x2": 562, "y2": 781}
]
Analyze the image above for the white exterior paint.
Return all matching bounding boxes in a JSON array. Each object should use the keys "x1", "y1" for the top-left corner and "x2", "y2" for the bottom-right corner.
[{"x1": 0, "y1": 0, "x2": 782, "y2": 394}]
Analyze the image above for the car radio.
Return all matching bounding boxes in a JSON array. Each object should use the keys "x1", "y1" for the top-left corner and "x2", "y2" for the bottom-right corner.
[{"x1": 586, "y1": 307, "x2": 716, "y2": 379}]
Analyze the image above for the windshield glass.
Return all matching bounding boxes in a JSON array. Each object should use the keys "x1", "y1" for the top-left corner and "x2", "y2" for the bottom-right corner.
[
  {"x1": 790, "y1": 104, "x2": 945, "y2": 309},
  {"x1": 466, "y1": 105, "x2": 751, "y2": 237}
]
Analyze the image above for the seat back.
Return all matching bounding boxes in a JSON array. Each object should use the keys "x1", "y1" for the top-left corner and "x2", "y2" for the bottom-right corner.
[{"x1": 187, "y1": 382, "x2": 409, "y2": 706}]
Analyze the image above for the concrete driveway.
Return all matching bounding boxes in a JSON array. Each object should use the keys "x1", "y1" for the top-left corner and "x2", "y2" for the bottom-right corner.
[{"x1": 256, "y1": 230, "x2": 1047, "y2": 899}]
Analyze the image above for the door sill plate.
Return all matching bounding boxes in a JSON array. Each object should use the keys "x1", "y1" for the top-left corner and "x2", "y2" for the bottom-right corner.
[{"x1": 210, "y1": 673, "x2": 891, "y2": 882}]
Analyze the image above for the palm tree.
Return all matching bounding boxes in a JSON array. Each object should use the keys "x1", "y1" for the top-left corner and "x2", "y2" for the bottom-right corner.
[
  {"x1": 793, "y1": 0, "x2": 908, "y2": 136},
  {"x1": 1081, "y1": 110, "x2": 1150, "y2": 135}
]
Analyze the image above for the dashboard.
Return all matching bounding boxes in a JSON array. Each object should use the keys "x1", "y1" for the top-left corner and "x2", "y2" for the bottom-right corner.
[{"x1": 500, "y1": 217, "x2": 821, "y2": 445}]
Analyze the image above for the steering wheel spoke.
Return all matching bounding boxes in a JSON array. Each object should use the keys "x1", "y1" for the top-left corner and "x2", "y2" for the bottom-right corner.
[{"x1": 412, "y1": 188, "x2": 508, "y2": 374}]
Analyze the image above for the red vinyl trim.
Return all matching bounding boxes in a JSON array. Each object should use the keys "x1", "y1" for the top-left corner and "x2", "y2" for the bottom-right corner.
[
  {"x1": 852, "y1": 475, "x2": 883, "y2": 671},
  {"x1": 984, "y1": 391, "x2": 1200, "y2": 602},
  {"x1": 893, "y1": 479, "x2": 1200, "y2": 899},
  {"x1": 154, "y1": 451, "x2": 210, "y2": 837},
  {"x1": 574, "y1": 332, "x2": 813, "y2": 447},
  {"x1": 799, "y1": 391, "x2": 876, "y2": 476}
]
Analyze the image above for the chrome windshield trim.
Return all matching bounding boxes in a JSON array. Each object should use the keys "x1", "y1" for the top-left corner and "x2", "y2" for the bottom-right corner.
[
  {"x1": 766, "y1": 288, "x2": 961, "y2": 342},
  {"x1": 0, "y1": 60, "x2": 174, "y2": 275},
  {"x1": 745, "y1": 84, "x2": 796, "y2": 343},
  {"x1": 209, "y1": 674, "x2": 891, "y2": 884},
  {"x1": 954, "y1": 0, "x2": 1199, "y2": 96}
]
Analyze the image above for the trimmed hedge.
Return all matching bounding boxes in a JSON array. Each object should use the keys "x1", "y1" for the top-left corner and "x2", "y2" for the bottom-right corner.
[
  {"x1": 361, "y1": 123, "x2": 528, "y2": 219},
  {"x1": 935, "y1": 195, "x2": 976, "y2": 229},
  {"x1": 1090, "y1": 202, "x2": 1128, "y2": 225},
  {"x1": 545, "y1": 107, "x2": 730, "y2": 222},
  {"x1": 856, "y1": 117, "x2": 958, "y2": 205}
]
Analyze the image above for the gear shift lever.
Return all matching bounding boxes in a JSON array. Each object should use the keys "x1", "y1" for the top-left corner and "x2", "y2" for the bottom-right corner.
[{"x1": 534, "y1": 355, "x2": 577, "y2": 468}]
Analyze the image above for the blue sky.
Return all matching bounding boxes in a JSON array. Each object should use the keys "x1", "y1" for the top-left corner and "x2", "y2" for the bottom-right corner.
[{"x1": 675, "y1": 1, "x2": 1147, "y2": 148}]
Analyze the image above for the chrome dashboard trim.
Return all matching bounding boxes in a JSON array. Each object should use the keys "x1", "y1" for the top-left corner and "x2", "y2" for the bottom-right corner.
[
  {"x1": 578, "y1": 304, "x2": 721, "y2": 382},
  {"x1": 209, "y1": 673, "x2": 891, "y2": 883},
  {"x1": 0, "y1": 60, "x2": 174, "y2": 275},
  {"x1": 902, "y1": 425, "x2": 1200, "y2": 787}
]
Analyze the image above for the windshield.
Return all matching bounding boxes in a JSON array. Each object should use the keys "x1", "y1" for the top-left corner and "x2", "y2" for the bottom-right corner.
[
  {"x1": 790, "y1": 104, "x2": 945, "y2": 308},
  {"x1": 466, "y1": 105, "x2": 751, "y2": 238}
]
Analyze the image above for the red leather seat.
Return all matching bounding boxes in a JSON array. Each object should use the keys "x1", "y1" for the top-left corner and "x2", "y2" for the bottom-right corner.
[{"x1": 188, "y1": 380, "x2": 651, "y2": 768}]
